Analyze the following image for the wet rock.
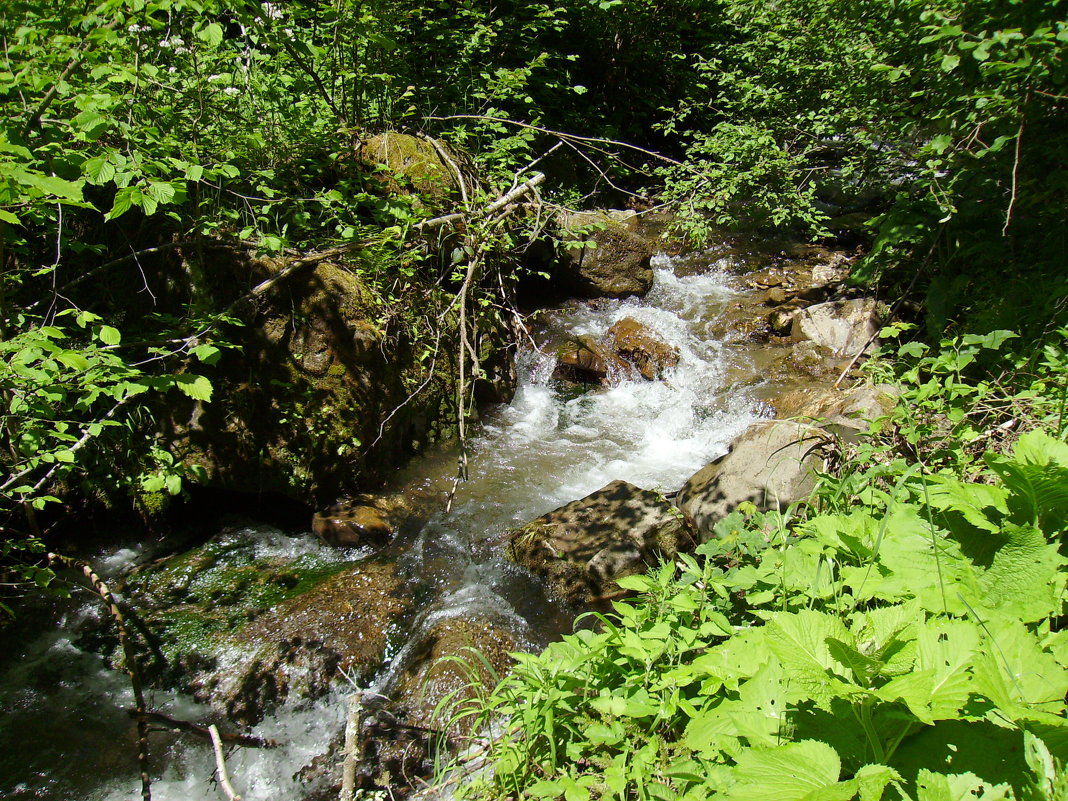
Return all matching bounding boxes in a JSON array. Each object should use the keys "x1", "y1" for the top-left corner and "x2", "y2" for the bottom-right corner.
[
  {"x1": 507, "y1": 480, "x2": 688, "y2": 605},
  {"x1": 554, "y1": 334, "x2": 631, "y2": 385},
  {"x1": 766, "y1": 300, "x2": 809, "y2": 336},
  {"x1": 356, "y1": 616, "x2": 520, "y2": 791},
  {"x1": 791, "y1": 297, "x2": 881, "y2": 356},
  {"x1": 678, "y1": 421, "x2": 830, "y2": 542},
  {"x1": 606, "y1": 317, "x2": 680, "y2": 380},
  {"x1": 557, "y1": 210, "x2": 655, "y2": 298},
  {"x1": 313, "y1": 494, "x2": 412, "y2": 549},
  {"x1": 124, "y1": 532, "x2": 409, "y2": 725},
  {"x1": 210, "y1": 562, "x2": 408, "y2": 724}
]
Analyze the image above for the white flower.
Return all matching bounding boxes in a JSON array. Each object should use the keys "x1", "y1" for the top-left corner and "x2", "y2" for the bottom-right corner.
[
  {"x1": 263, "y1": 3, "x2": 283, "y2": 20},
  {"x1": 223, "y1": 87, "x2": 240, "y2": 96}
]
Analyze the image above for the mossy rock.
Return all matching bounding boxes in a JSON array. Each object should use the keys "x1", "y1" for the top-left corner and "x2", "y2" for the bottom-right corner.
[
  {"x1": 123, "y1": 529, "x2": 410, "y2": 724},
  {"x1": 358, "y1": 132, "x2": 464, "y2": 208}
]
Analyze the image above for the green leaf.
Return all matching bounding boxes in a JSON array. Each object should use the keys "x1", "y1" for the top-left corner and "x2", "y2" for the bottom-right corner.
[
  {"x1": 874, "y1": 618, "x2": 979, "y2": 724},
  {"x1": 106, "y1": 187, "x2": 136, "y2": 221},
  {"x1": 83, "y1": 156, "x2": 116, "y2": 185},
  {"x1": 197, "y1": 22, "x2": 223, "y2": 47},
  {"x1": 97, "y1": 325, "x2": 121, "y2": 346},
  {"x1": 57, "y1": 351, "x2": 91, "y2": 371},
  {"x1": 726, "y1": 740, "x2": 841, "y2": 801},
  {"x1": 765, "y1": 609, "x2": 856, "y2": 707},
  {"x1": 54, "y1": 449, "x2": 76, "y2": 463},
  {"x1": 986, "y1": 430, "x2": 1068, "y2": 534},
  {"x1": 0, "y1": 209, "x2": 20, "y2": 225},
  {"x1": 190, "y1": 344, "x2": 221, "y2": 365},
  {"x1": 146, "y1": 181, "x2": 176, "y2": 206},
  {"x1": 174, "y1": 374, "x2": 213, "y2": 402},
  {"x1": 914, "y1": 769, "x2": 1010, "y2": 801}
]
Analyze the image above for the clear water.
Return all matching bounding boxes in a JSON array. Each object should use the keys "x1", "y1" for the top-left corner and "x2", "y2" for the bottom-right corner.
[{"x1": 0, "y1": 252, "x2": 767, "y2": 800}]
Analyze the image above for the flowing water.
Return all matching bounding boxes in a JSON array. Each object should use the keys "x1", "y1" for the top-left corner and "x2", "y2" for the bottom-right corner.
[{"x1": 0, "y1": 249, "x2": 771, "y2": 800}]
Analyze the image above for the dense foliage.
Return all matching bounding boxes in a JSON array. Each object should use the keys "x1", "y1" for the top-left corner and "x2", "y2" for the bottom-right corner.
[{"x1": 454, "y1": 330, "x2": 1068, "y2": 800}]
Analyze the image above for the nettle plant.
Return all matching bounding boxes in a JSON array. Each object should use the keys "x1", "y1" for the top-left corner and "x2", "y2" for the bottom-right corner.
[{"x1": 457, "y1": 429, "x2": 1068, "y2": 801}]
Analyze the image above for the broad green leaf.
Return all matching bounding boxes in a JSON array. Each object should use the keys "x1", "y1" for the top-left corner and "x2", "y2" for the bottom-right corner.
[
  {"x1": 0, "y1": 208, "x2": 20, "y2": 224},
  {"x1": 914, "y1": 769, "x2": 1010, "y2": 801},
  {"x1": 146, "y1": 181, "x2": 175, "y2": 205},
  {"x1": 725, "y1": 740, "x2": 840, "y2": 801},
  {"x1": 925, "y1": 477, "x2": 1007, "y2": 533},
  {"x1": 976, "y1": 523, "x2": 1065, "y2": 622},
  {"x1": 106, "y1": 187, "x2": 136, "y2": 221},
  {"x1": 972, "y1": 616, "x2": 1068, "y2": 719},
  {"x1": 874, "y1": 618, "x2": 979, "y2": 723},
  {"x1": 57, "y1": 351, "x2": 91, "y2": 371},
  {"x1": 197, "y1": 22, "x2": 223, "y2": 47},
  {"x1": 190, "y1": 344, "x2": 221, "y2": 365},
  {"x1": 174, "y1": 374, "x2": 213, "y2": 402},
  {"x1": 83, "y1": 156, "x2": 116, "y2": 185},
  {"x1": 765, "y1": 609, "x2": 856, "y2": 706},
  {"x1": 97, "y1": 325, "x2": 121, "y2": 346},
  {"x1": 986, "y1": 430, "x2": 1068, "y2": 534},
  {"x1": 33, "y1": 174, "x2": 85, "y2": 202}
]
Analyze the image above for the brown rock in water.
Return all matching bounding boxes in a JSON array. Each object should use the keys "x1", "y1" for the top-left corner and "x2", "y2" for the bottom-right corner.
[
  {"x1": 554, "y1": 334, "x2": 631, "y2": 385},
  {"x1": 507, "y1": 479, "x2": 688, "y2": 605},
  {"x1": 313, "y1": 501, "x2": 395, "y2": 549},
  {"x1": 606, "y1": 317, "x2": 680, "y2": 380}
]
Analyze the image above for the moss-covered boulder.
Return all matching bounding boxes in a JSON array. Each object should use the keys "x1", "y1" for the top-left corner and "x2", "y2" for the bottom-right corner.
[
  {"x1": 556, "y1": 210, "x2": 655, "y2": 298},
  {"x1": 358, "y1": 132, "x2": 465, "y2": 210},
  {"x1": 122, "y1": 528, "x2": 411, "y2": 725},
  {"x1": 162, "y1": 249, "x2": 516, "y2": 503}
]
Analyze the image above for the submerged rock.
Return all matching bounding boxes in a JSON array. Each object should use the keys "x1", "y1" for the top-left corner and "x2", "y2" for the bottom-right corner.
[
  {"x1": 312, "y1": 493, "x2": 416, "y2": 549},
  {"x1": 507, "y1": 480, "x2": 688, "y2": 605}
]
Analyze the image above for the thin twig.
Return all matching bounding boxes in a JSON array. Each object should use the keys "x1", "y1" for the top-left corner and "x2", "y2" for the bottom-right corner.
[
  {"x1": 209, "y1": 725, "x2": 242, "y2": 801},
  {"x1": 426, "y1": 114, "x2": 685, "y2": 167},
  {"x1": 1002, "y1": 101, "x2": 1027, "y2": 237}
]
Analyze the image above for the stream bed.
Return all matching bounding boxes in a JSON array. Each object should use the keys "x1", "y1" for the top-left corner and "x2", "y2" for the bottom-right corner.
[{"x1": 0, "y1": 245, "x2": 798, "y2": 800}]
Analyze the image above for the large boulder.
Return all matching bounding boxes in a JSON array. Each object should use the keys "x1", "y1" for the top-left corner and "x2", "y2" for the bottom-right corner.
[
  {"x1": 121, "y1": 530, "x2": 411, "y2": 725},
  {"x1": 791, "y1": 297, "x2": 880, "y2": 356},
  {"x1": 507, "y1": 480, "x2": 687, "y2": 605},
  {"x1": 358, "y1": 132, "x2": 464, "y2": 205},
  {"x1": 557, "y1": 210, "x2": 655, "y2": 298},
  {"x1": 678, "y1": 421, "x2": 829, "y2": 541}
]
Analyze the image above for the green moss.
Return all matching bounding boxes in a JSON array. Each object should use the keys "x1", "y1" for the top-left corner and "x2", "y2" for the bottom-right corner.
[{"x1": 128, "y1": 538, "x2": 357, "y2": 664}]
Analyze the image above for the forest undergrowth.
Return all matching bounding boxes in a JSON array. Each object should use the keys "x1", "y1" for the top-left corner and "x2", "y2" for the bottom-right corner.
[{"x1": 445, "y1": 326, "x2": 1068, "y2": 801}]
